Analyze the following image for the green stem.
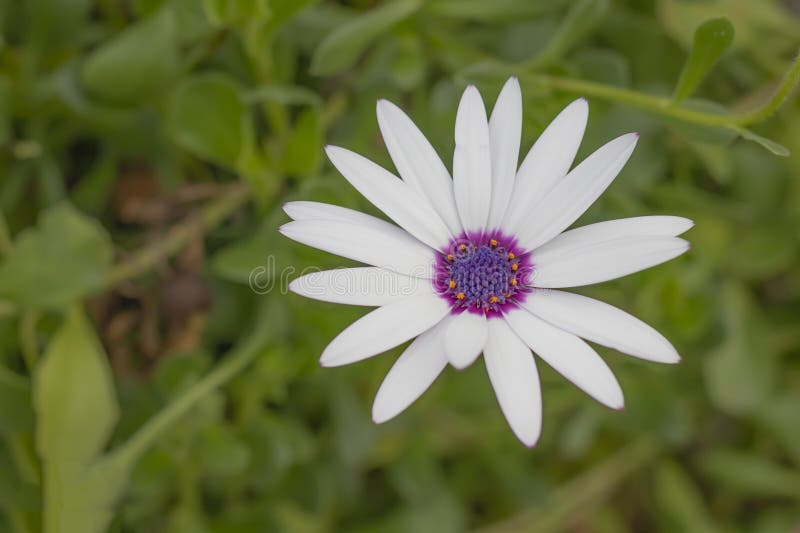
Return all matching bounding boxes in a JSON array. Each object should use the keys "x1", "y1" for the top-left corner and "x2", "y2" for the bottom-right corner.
[
  {"x1": 103, "y1": 184, "x2": 250, "y2": 288},
  {"x1": 0, "y1": 209, "x2": 12, "y2": 256},
  {"x1": 476, "y1": 437, "x2": 660, "y2": 533},
  {"x1": 529, "y1": 50, "x2": 800, "y2": 127},
  {"x1": 106, "y1": 326, "x2": 269, "y2": 469}
]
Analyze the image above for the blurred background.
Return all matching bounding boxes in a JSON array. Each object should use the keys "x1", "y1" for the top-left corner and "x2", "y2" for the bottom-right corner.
[{"x1": 1, "y1": 0, "x2": 799, "y2": 532}]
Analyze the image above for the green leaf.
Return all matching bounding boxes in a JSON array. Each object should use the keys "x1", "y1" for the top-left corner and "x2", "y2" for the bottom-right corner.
[
  {"x1": 701, "y1": 450, "x2": 800, "y2": 500},
  {"x1": 0, "y1": 203, "x2": 113, "y2": 310},
  {"x1": 527, "y1": 0, "x2": 609, "y2": 69},
  {"x1": 664, "y1": 99, "x2": 738, "y2": 145},
  {"x1": 35, "y1": 307, "x2": 118, "y2": 464},
  {"x1": 28, "y1": 0, "x2": 91, "y2": 49},
  {"x1": 733, "y1": 126, "x2": 790, "y2": 156},
  {"x1": 310, "y1": 0, "x2": 422, "y2": 76},
  {"x1": 427, "y1": 0, "x2": 559, "y2": 22},
  {"x1": 168, "y1": 73, "x2": 253, "y2": 169},
  {"x1": 673, "y1": 18, "x2": 734, "y2": 102},
  {"x1": 0, "y1": 366, "x2": 33, "y2": 436},
  {"x1": 81, "y1": 7, "x2": 179, "y2": 105},
  {"x1": 243, "y1": 84, "x2": 322, "y2": 107},
  {"x1": 280, "y1": 108, "x2": 322, "y2": 176},
  {"x1": 655, "y1": 461, "x2": 720, "y2": 532},
  {"x1": 35, "y1": 307, "x2": 127, "y2": 533}
]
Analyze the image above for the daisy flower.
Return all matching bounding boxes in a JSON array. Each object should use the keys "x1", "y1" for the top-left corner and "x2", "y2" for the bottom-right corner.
[{"x1": 280, "y1": 78, "x2": 691, "y2": 447}]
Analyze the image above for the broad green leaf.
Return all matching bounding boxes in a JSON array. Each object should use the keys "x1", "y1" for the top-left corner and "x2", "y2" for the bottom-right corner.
[
  {"x1": 168, "y1": 73, "x2": 252, "y2": 169},
  {"x1": 280, "y1": 108, "x2": 322, "y2": 176},
  {"x1": 673, "y1": 18, "x2": 734, "y2": 102},
  {"x1": 243, "y1": 85, "x2": 322, "y2": 107},
  {"x1": 28, "y1": 0, "x2": 91, "y2": 49},
  {"x1": 35, "y1": 307, "x2": 118, "y2": 463},
  {"x1": 0, "y1": 203, "x2": 113, "y2": 310},
  {"x1": 35, "y1": 307, "x2": 126, "y2": 533},
  {"x1": 81, "y1": 7, "x2": 179, "y2": 105},
  {"x1": 310, "y1": 0, "x2": 422, "y2": 76},
  {"x1": 701, "y1": 450, "x2": 800, "y2": 500},
  {"x1": 0, "y1": 366, "x2": 33, "y2": 435},
  {"x1": 428, "y1": 0, "x2": 559, "y2": 21}
]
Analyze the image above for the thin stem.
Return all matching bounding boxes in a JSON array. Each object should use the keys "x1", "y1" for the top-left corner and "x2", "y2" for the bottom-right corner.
[
  {"x1": 103, "y1": 183, "x2": 250, "y2": 288},
  {"x1": 106, "y1": 326, "x2": 270, "y2": 469},
  {"x1": 529, "y1": 51, "x2": 799, "y2": 128},
  {"x1": 476, "y1": 437, "x2": 660, "y2": 533}
]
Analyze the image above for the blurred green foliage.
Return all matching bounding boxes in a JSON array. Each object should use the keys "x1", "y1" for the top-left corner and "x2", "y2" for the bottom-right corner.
[{"x1": 0, "y1": 0, "x2": 799, "y2": 532}]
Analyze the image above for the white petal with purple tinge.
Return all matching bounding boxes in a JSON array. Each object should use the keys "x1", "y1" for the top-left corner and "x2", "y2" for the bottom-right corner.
[
  {"x1": 453, "y1": 85, "x2": 492, "y2": 233},
  {"x1": 487, "y1": 77, "x2": 522, "y2": 229},
  {"x1": 325, "y1": 146, "x2": 452, "y2": 249},
  {"x1": 372, "y1": 320, "x2": 448, "y2": 423},
  {"x1": 279, "y1": 218, "x2": 435, "y2": 279},
  {"x1": 521, "y1": 290, "x2": 680, "y2": 363},
  {"x1": 516, "y1": 132, "x2": 639, "y2": 251},
  {"x1": 320, "y1": 294, "x2": 450, "y2": 367},
  {"x1": 443, "y1": 312, "x2": 488, "y2": 370},
  {"x1": 503, "y1": 98, "x2": 588, "y2": 234},
  {"x1": 504, "y1": 308, "x2": 624, "y2": 409},
  {"x1": 377, "y1": 99, "x2": 462, "y2": 235},
  {"x1": 289, "y1": 267, "x2": 433, "y2": 307},
  {"x1": 532, "y1": 236, "x2": 689, "y2": 288},
  {"x1": 483, "y1": 318, "x2": 542, "y2": 447}
]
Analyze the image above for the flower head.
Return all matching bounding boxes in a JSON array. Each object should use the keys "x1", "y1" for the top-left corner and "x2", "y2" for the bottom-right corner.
[{"x1": 280, "y1": 78, "x2": 691, "y2": 446}]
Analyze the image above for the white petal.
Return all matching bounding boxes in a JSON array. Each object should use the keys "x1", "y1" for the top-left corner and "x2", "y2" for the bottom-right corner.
[
  {"x1": 325, "y1": 146, "x2": 452, "y2": 249},
  {"x1": 534, "y1": 216, "x2": 694, "y2": 262},
  {"x1": 279, "y1": 218, "x2": 435, "y2": 279},
  {"x1": 532, "y1": 236, "x2": 689, "y2": 288},
  {"x1": 483, "y1": 318, "x2": 542, "y2": 447},
  {"x1": 320, "y1": 294, "x2": 450, "y2": 367},
  {"x1": 289, "y1": 267, "x2": 433, "y2": 307},
  {"x1": 516, "y1": 132, "x2": 639, "y2": 251},
  {"x1": 521, "y1": 290, "x2": 680, "y2": 363},
  {"x1": 443, "y1": 312, "x2": 488, "y2": 369},
  {"x1": 503, "y1": 98, "x2": 588, "y2": 234},
  {"x1": 487, "y1": 77, "x2": 522, "y2": 229},
  {"x1": 376, "y1": 99, "x2": 462, "y2": 235},
  {"x1": 283, "y1": 201, "x2": 383, "y2": 225},
  {"x1": 453, "y1": 85, "x2": 492, "y2": 233},
  {"x1": 504, "y1": 308, "x2": 624, "y2": 409},
  {"x1": 372, "y1": 320, "x2": 448, "y2": 423}
]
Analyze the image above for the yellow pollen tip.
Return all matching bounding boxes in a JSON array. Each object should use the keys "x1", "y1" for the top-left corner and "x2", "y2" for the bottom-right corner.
[
  {"x1": 456, "y1": 292, "x2": 465, "y2": 300},
  {"x1": 490, "y1": 239, "x2": 498, "y2": 247},
  {"x1": 448, "y1": 280, "x2": 456, "y2": 289},
  {"x1": 508, "y1": 252, "x2": 515, "y2": 259},
  {"x1": 504, "y1": 292, "x2": 511, "y2": 298},
  {"x1": 510, "y1": 278, "x2": 518, "y2": 286},
  {"x1": 447, "y1": 253, "x2": 454, "y2": 261},
  {"x1": 459, "y1": 244, "x2": 467, "y2": 251},
  {"x1": 489, "y1": 296, "x2": 498, "y2": 303},
  {"x1": 511, "y1": 263, "x2": 518, "y2": 271}
]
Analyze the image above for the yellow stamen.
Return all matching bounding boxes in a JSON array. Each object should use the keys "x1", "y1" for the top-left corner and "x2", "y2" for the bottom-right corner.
[
  {"x1": 508, "y1": 252, "x2": 515, "y2": 260},
  {"x1": 447, "y1": 253, "x2": 454, "y2": 261},
  {"x1": 511, "y1": 263, "x2": 518, "y2": 271},
  {"x1": 490, "y1": 239, "x2": 498, "y2": 247},
  {"x1": 489, "y1": 296, "x2": 498, "y2": 304},
  {"x1": 448, "y1": 280, "x2": 456, "y2": 289},
  {"x1": 510, "y1": 278, "x2": 518, "y2": 286},
  {"x1": 459, "y1": 244, "x2": 467, "y2": 251},
  {"x1": 456, "y1": 292, "x2": 465, "y2": 300}
]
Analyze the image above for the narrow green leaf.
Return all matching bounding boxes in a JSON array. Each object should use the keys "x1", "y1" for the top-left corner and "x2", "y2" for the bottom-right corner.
[
  {"x1": 310, "y1": 0, "x2": 422, "y2": 76},
  {"x1": 673, "y1": 18, "x2": 734, "y2": 102},
  {"x1": 527, "y1": 0, "x2": 609, "y2": 69},
  {"x1": 35, "y1": 307, "x2": 118, "y2": 463},
  {"x1": 655, "y1": 461, "x2": 720, "y2": 533},
  {"x1": 281, "y1": 108, "x2": 322, "y2": 176},
  {"x1": 81, "y1": 7, "x2": 179, "y2": 105},
  {"x1": 168, "y1": 73, "x2": 251, "y2": 169},
  {"x1": 0, "y1": 203, "x2": 113, "y2": 310},
  {"x1": 733, "y1": 126, "x2": 790, "y2": 156},
  {"x1": 701, "y1": 450, "x2": 800, "y2": 500}
]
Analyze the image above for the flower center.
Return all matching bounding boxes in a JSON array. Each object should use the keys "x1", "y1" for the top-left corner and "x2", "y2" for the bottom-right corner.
[{"x1": 434, "y1": 232, "x2": 532, "y2": 316}]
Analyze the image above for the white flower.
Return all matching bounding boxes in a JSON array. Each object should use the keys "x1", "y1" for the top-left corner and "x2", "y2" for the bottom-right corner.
[{"x1": 280, "y1": 78, "x2": 691, "y2": 447}]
